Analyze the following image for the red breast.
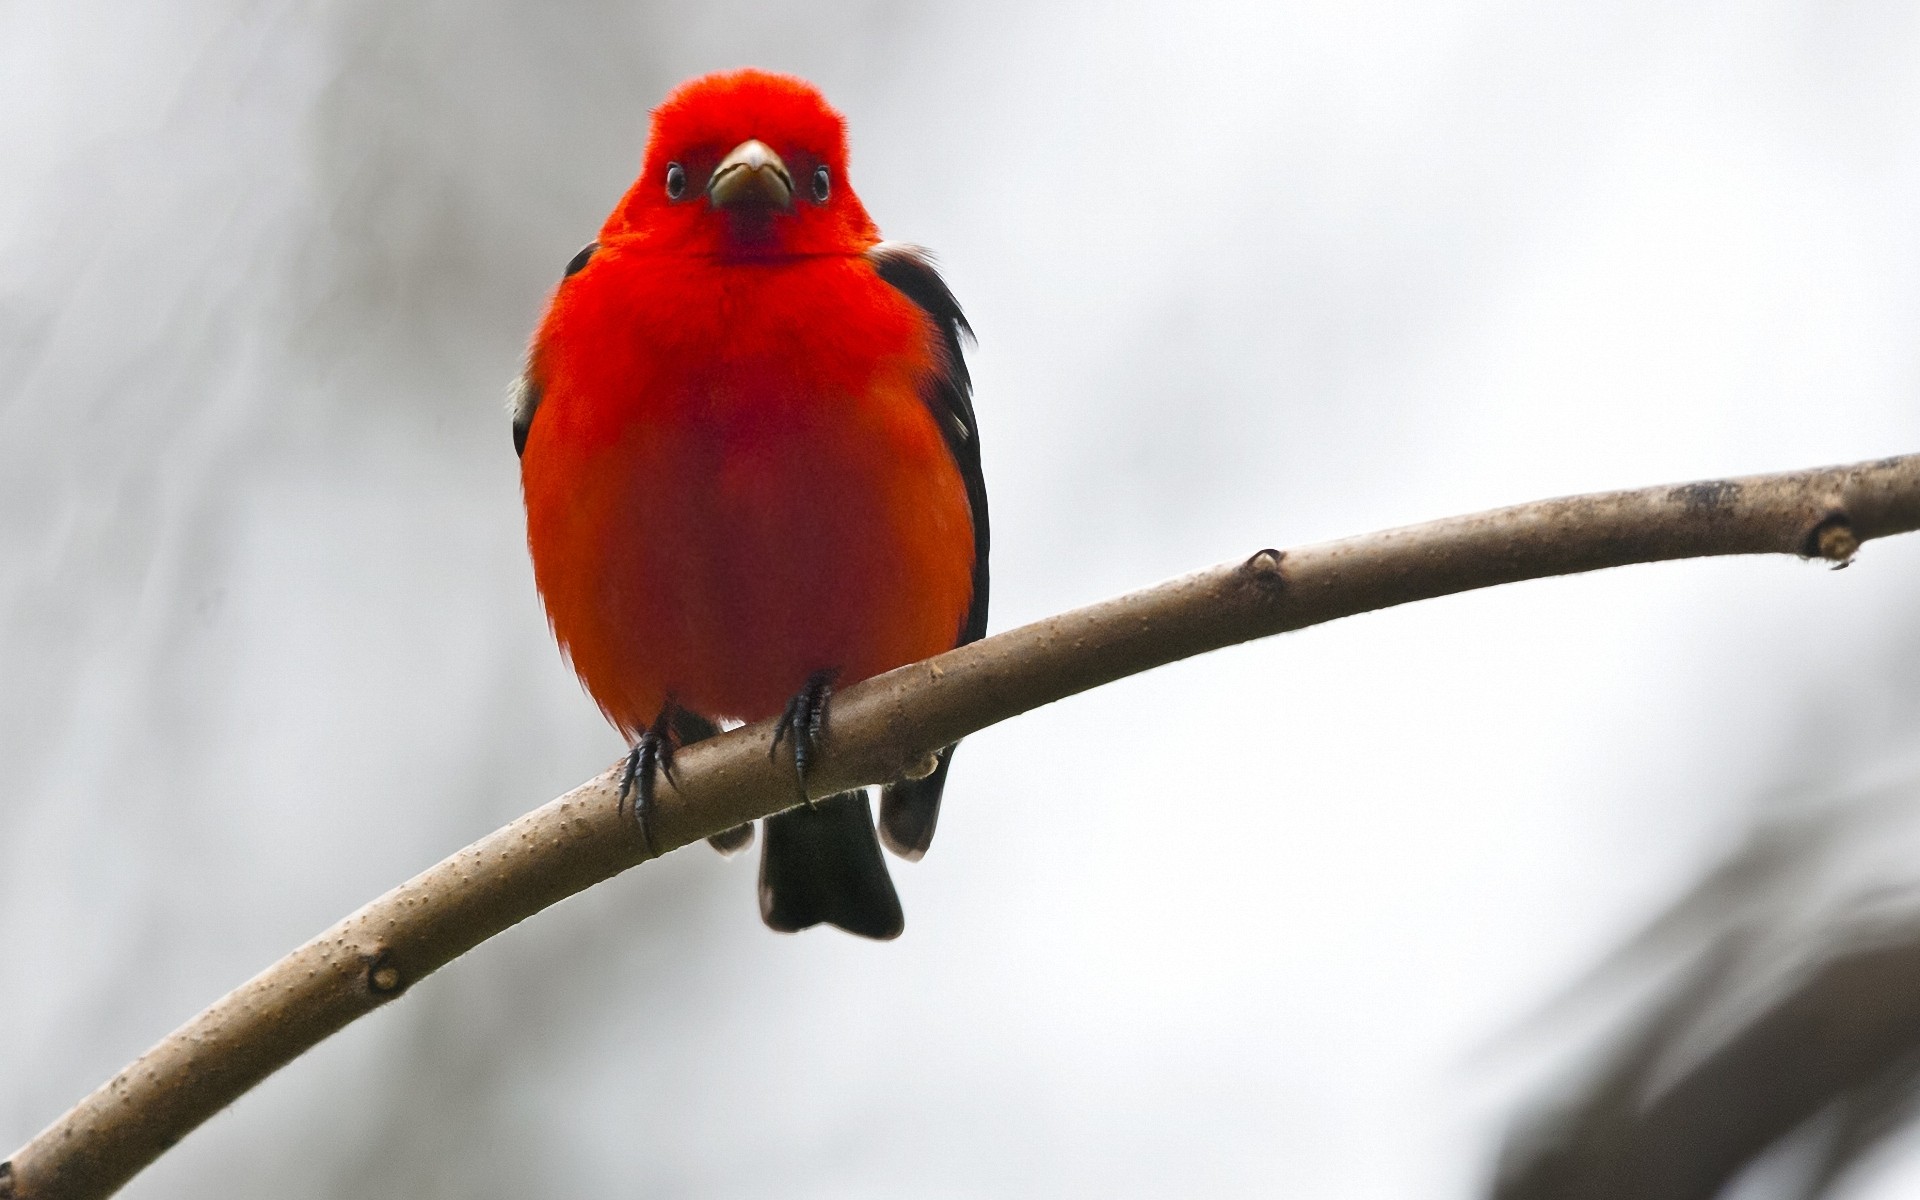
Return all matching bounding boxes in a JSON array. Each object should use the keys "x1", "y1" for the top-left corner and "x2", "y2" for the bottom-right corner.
[{"x1": 521, "y1": 241, "x2": 975, "y2": 736}]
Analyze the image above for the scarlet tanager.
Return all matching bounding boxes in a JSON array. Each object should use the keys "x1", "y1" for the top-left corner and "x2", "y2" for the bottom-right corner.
[{"x1": 513, "y1": 69, "x2": 987, "y2": 939}]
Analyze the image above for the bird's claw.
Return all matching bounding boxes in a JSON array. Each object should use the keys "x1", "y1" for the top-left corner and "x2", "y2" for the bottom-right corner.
[
  {"x1": 619, "y1": 707, "x2": 683, "y2": 856},
  {"x1": 771, "y1": 671, "x2": 835, "y2": 807}
]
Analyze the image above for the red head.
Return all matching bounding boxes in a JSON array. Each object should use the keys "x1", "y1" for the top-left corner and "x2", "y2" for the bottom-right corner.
[{"x1": 602, "y1": 69, "x2": 881, "y2": 259}]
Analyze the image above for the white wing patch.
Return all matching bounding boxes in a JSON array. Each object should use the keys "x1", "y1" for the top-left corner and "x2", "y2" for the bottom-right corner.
[{"x1": 509, "y1": 371, "x2": 540, "y2": 457}]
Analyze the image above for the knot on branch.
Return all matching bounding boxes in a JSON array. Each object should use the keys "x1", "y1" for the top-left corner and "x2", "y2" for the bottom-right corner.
[
  {"x1": 364, "y1": 951, "x2": 406, "y2": 998},
  {"x1": 901, "y1": 752, "x2": 940, "y2": 781},
  {"x1": 1804, "y1": 511, "x2": 1858, "y2": 567},
  {"x1": 1240, "y1": 548, "x2": 1286, "y2": 595}
]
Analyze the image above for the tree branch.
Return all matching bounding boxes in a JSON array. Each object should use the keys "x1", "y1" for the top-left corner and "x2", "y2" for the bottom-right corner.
[{"x1": 9, "y1": 453, "x2": 1920, "y2": 1200}]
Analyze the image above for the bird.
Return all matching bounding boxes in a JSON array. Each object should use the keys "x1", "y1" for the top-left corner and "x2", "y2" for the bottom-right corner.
[{"x1": 513, "y1": 69, "x2": 987, "y2": 940}]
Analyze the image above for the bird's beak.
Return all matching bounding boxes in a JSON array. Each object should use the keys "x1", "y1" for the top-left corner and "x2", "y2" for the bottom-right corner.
[{"x1": 707, "y1": 140, "x2": 794, "y2": 211}]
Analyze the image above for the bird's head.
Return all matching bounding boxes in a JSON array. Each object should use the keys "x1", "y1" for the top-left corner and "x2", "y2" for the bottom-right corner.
[{"x1": 603, "y1": 69, "x2": 880, "y2": 259}]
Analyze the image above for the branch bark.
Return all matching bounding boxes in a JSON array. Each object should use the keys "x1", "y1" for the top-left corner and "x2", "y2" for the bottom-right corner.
[{"x1": 9, "y1": 452, "x2": 1920, "y2": 1200}]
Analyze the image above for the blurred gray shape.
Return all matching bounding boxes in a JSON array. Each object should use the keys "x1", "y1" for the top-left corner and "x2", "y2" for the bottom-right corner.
[{"x1": 1493, "y1": 779, "x2": 1920, "y2": 1200}]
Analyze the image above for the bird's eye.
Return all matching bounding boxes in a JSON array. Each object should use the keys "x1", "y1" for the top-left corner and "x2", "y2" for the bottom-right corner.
[
  {"x1": 811, "y1": 165, "x2": 831, "y2": 203},
  {"x1": 665, "y1": 163, "x2": 687, "y2": 201}
]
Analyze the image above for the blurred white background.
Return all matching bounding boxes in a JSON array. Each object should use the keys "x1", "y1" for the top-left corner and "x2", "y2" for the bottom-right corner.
[{"x1": 5, "y1": 2, "x2": 1920, "y2": 1196}]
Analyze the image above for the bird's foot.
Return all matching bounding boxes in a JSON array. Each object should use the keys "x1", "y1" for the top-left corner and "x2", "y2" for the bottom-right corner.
[
  {"x1": 618, "y1": 707, "x2": 685, "y2": 856},
  {"x1": 771, "y1": 670, "x2": 836, "y2": 807}
]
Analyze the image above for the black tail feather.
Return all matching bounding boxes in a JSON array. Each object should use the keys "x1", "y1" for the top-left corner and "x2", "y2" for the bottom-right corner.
[
  {"x1": 878, "y1": 745, "x2": 956, "y2": 862},
  {"x1": 758, "y1": 790, "x2": 904, "y2": 940}
]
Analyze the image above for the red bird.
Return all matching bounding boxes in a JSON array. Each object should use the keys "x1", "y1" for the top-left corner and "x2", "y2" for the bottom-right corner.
[{"x1": 514, "y1": 70, "x2": 987, "y2": 939}]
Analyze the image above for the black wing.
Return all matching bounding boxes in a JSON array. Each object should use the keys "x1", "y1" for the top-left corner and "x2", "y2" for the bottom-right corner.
[
  {"x1": 511, "y1": 242, "x2": 598, "y2": 458},
  {"x1": 867, "y1": 242, "x2": 988, "y2": 644},
  {"x1": 866, "y1": 242, "x2": 988, "y2": 860}
]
